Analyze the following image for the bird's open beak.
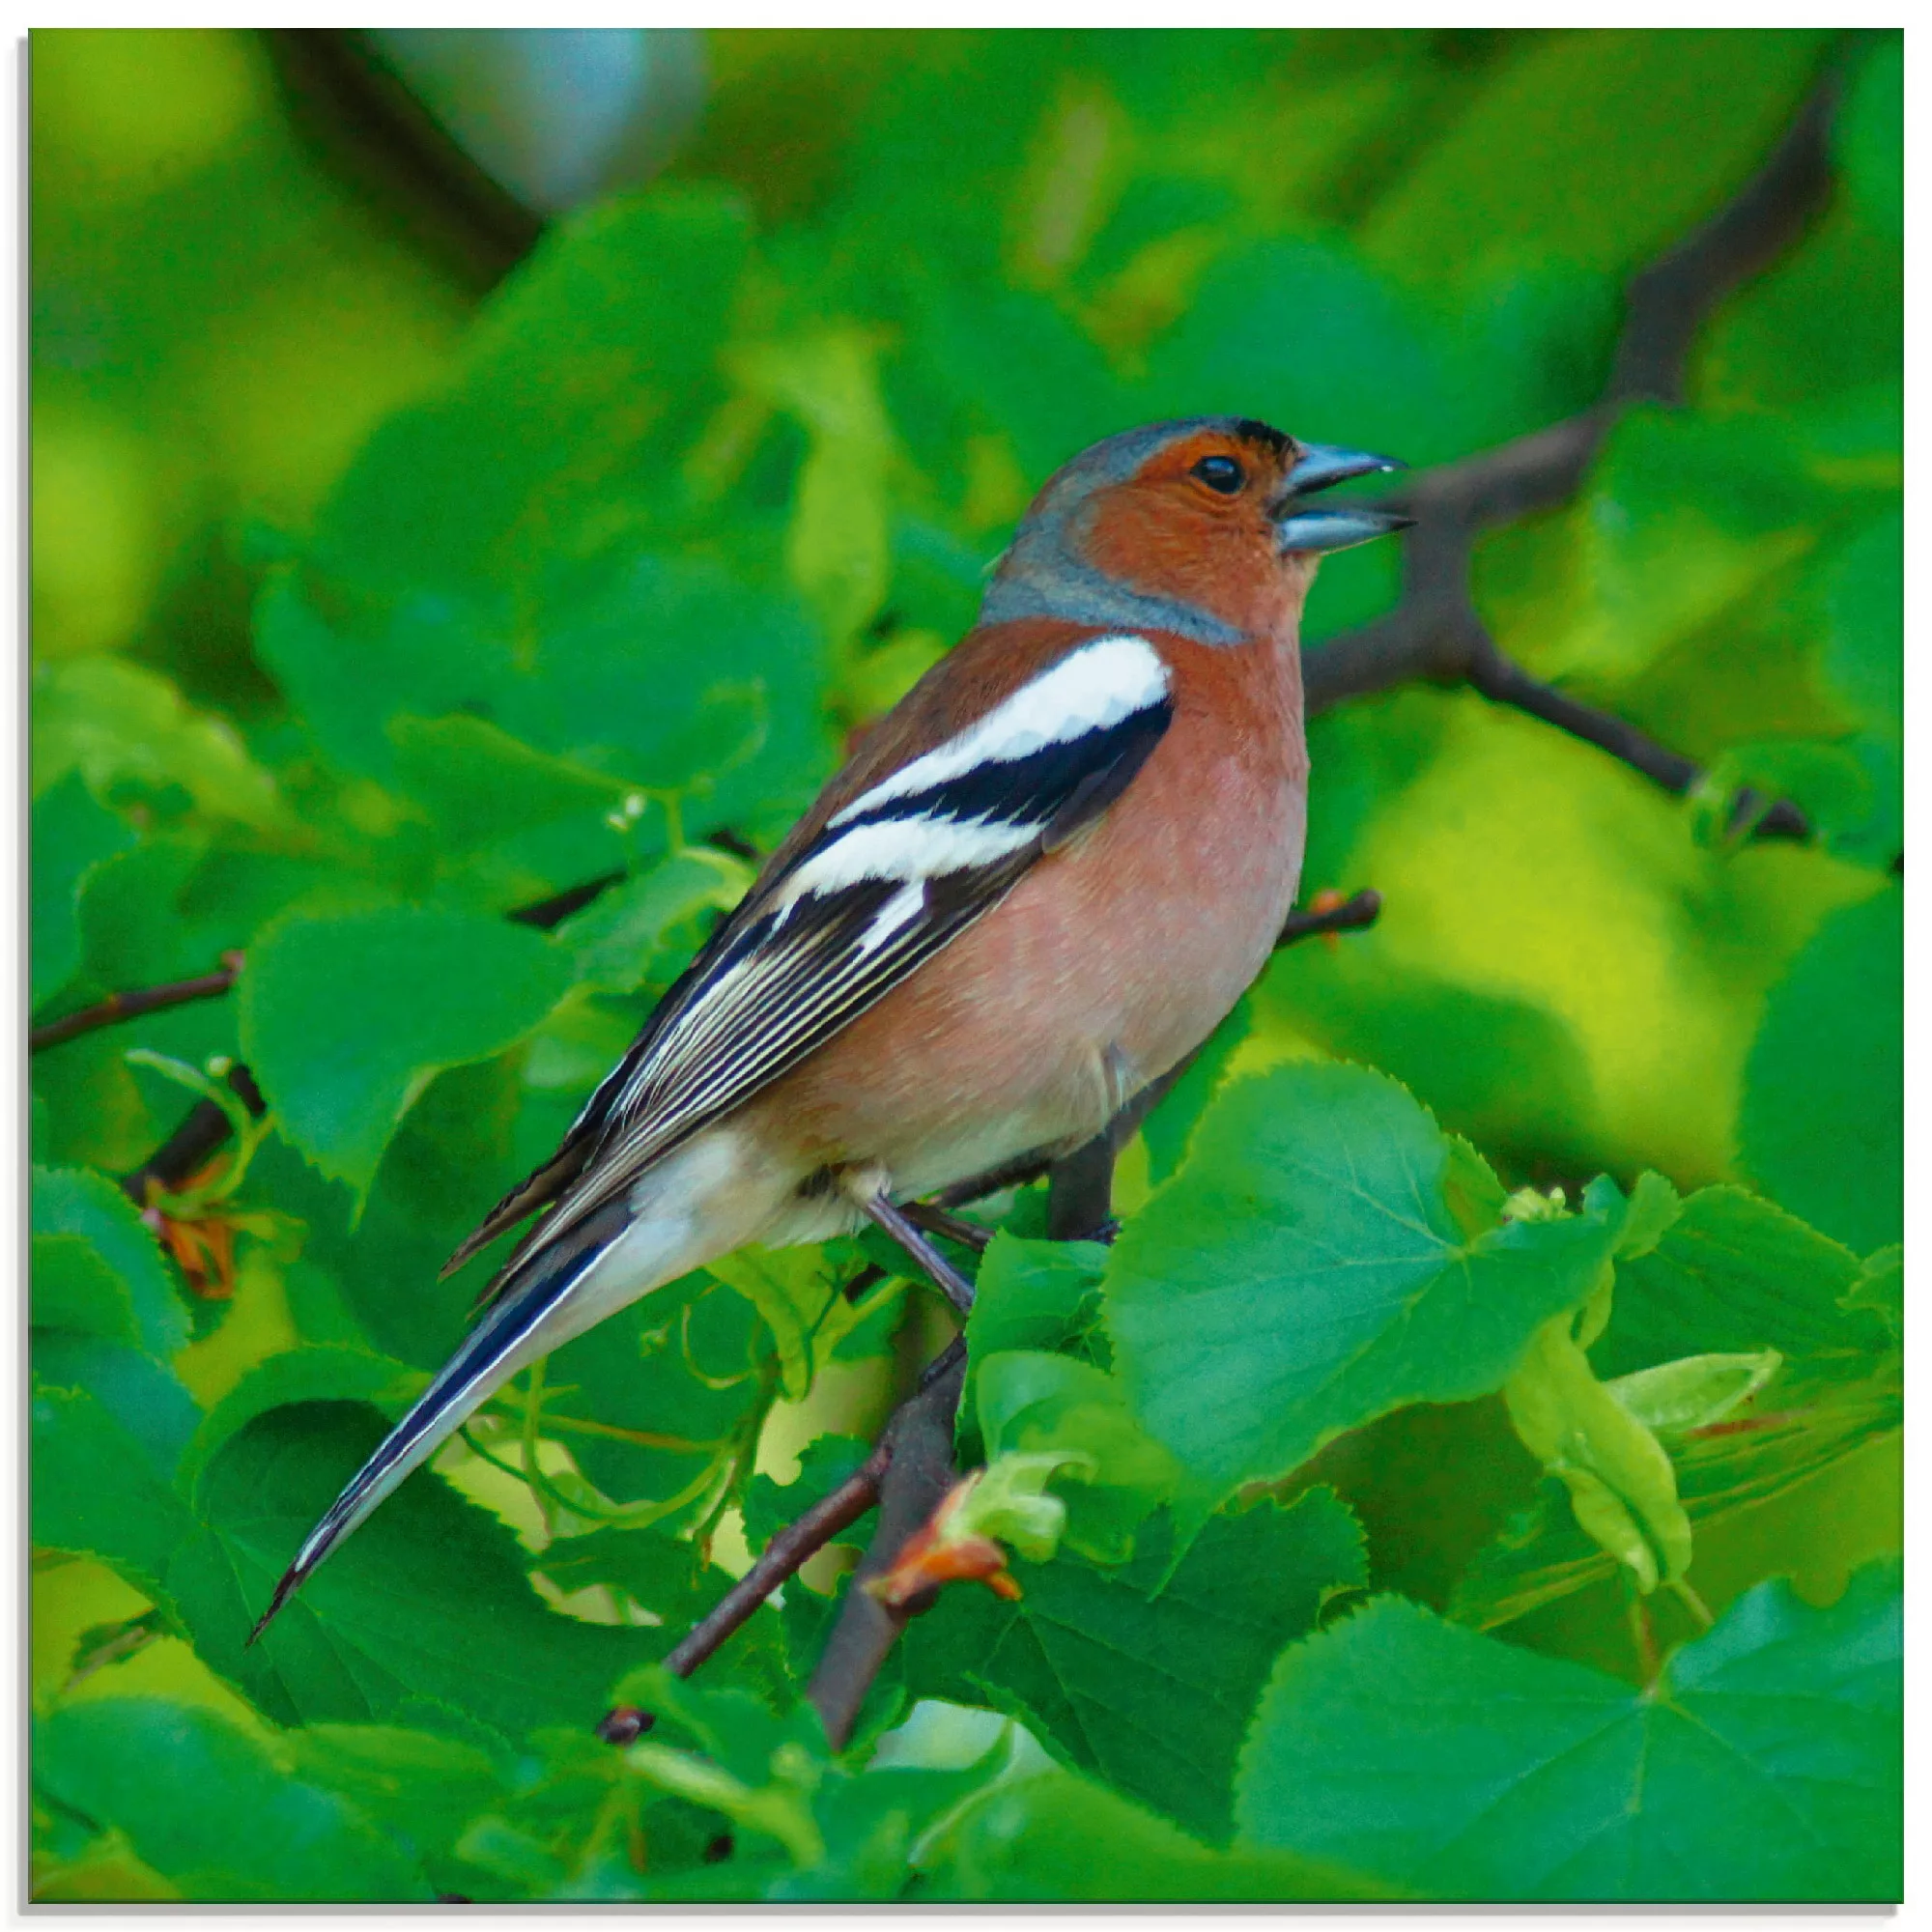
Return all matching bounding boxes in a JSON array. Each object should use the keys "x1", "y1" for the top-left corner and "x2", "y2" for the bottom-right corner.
[{"x1": 1274, "y1": 441, "x2": 1412, "y2": 554}]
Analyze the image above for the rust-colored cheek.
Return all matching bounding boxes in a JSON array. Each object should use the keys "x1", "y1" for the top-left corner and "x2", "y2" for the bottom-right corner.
[{"x1": 1080, "y1": 488, "x2": 1295, "y2": 638}]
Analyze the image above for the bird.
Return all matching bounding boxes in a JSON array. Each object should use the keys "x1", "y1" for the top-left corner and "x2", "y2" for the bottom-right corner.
[{"x1": 250, "y1": 414, "x2": 1407, "y2": 1637}]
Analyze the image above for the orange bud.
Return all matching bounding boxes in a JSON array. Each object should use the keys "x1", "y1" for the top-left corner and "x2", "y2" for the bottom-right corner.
[{"x1": 863, "y1": 1471, "x2": 1029, "y2": 1609}]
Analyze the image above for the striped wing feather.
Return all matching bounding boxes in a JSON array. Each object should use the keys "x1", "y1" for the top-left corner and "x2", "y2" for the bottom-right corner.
[{"x1": 445, "y1": 634, "x2": 1174, "y2": 1297}]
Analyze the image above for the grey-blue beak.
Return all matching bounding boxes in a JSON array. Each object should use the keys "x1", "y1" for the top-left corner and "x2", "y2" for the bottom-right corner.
[{"x1": 1275, "y1": 441, "x2": 1411, "y2": 554}]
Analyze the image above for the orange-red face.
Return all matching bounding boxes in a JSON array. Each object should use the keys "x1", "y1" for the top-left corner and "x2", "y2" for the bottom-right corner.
[
  {"x1": 1062, "y1": 419, "x2": 1406, "y2": 640},
  {"x1": 1076, "y1": 424, "x2": 1314, "y2": 639}
]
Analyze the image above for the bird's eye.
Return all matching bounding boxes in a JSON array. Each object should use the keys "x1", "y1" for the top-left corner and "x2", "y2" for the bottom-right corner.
[{"x1": 1191, "y1": 454, "x2": 1245, "y2": 495}]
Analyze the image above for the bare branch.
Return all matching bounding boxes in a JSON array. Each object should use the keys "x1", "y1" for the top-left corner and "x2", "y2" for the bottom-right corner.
[
  {"x1": 805, "y1": 1346, "x2": 968, "y2": 1749},
  {"x1": 32, "y1": 955, "x2": 244, "y2": 1055},
  {"x1": 120, "y1": 1064, "x2": 268, "y2": 1205}
]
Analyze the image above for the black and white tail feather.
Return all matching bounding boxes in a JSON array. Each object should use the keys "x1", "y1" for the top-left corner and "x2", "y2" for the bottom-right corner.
[{"x1": 250, "y1": 635, "x2": 1174, "y2": 1637}]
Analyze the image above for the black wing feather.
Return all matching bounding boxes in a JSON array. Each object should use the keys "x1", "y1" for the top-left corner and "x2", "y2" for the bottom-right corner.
[{"x1": 447, "y1": 669, "x2": 1173, "y2": 1297}]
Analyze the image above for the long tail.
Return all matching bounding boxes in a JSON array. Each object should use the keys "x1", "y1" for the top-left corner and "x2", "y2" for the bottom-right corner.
[{"x1": 247, "y1": 1195, "x2": 635, "y2": 1642}]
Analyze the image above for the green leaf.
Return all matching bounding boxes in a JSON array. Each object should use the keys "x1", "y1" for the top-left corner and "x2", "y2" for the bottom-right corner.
[
  {"x1": 744, "y1": 1434, "x2": 875, "y2": 1558},
  {"x1": 1359, "y1": 29, "x2": 1824, "y2": 289},
  {"x1": 1107, "y1": 1064, "x2": 1626, "y2": 1514},
  {"x1": 31, "y1": 770, "x2": 135, "y2": 1008},
  {"x1": 33, "y1": 1235, "x2": 142, "y2": 1349},
  {"x1": 902, "y1": 1488, "x2": 1364, "y2": 1842},
  {"x1": 1236, "y1": 1560, "x2": 1902, "y2": 1901},
  {"x1": 171, "y1": 1403, "x2": 639, "y2": 1741},
  {"x1": 32, "y1": 1164, "x2": 189, "y2": 1356},
  {"x1": 1591, "y1": 1183, "x2": 1880, "y2": 1377},
  {"x1": 1739, "y1": 887, "x2": 1901, "y2": 1254},
  {"x1": 33, "y1": 655, "x2": 294, "y2": 833},
  {"x1": 1501, "y1": 1312, "x2": 1690, "y2": 1595},
  {"x1": 1842, "y1": 1245, "x2": 1901, "y2": 1340},
  {"x1": 284, "y1": 1722, "x2": 513, "y2": 1896},
  {"x1": 240, "y1": 903, "x2": 574, "y2": 1201},
  {"x1": 533, "y1": 1523, "x2": 725, "y2": 1634},
  {"x1": 1822, "y1": 510, "x2": 1903, "y2": 737},
  {"x1": 32, "y1": 1378, "x2": 198, "y2": 1599},
  {"x1": 175, "y1": 1345, "x2": 426, "y2": 1506},
  {"x1": 974, "y1": 1351, "x2": 1177, "y2": 1563},
  {"x1": 921, "y1": 1762, "x2": 1379, "y2": 1902},
  {"x1": 386, "y1": 712, "x2": 630, "y2": 849},
  {"x1": 1605, "y1": 1350, "x2": 1781, "y2": 1436},
  {"x1": 559, "y1": 848, "x2": 750, "y2": 995},
  {"x1": 963, "y1": 1233, "x2": 1109, "y2": 1405},
  {"x1": 34, "y1": 1698, "x2": 429, "y2": 1902},
  {"x1": 1835, "y1": 36, "x2": 1902, "y2": 242}
]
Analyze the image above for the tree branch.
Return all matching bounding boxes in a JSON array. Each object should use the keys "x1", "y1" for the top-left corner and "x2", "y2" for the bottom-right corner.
[
  {"x1": 120, "y1": 1064, "x2": 268, "y2": 1205},
  {"x1": 1302, "y1": 68, "x2": 1841, "y2": 838},
  {"x1": 803, "y1": 1344, "x2": 968, "y2": 1749},
  {"x1": 32, "y1": 955, "x2": 244, "y2": 1055}
]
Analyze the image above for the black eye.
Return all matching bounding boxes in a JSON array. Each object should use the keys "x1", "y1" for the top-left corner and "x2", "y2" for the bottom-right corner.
[{"x1": 1191, "y1": 454, "x2": 1245, "y2": 495}]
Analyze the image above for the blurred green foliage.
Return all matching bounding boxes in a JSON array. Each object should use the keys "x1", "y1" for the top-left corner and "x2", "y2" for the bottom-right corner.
[{"x1": 31, "y1": 27, "x2": 1899, "y2": 1904}]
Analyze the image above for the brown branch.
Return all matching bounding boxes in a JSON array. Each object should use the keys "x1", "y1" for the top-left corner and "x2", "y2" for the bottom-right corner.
[
  {"x1": 594, "y1": 1337, "x2": 970, "y2": 1749},
  {"x1": 504, "y1": 869, "x2": 628, "y2": 929},
  {"x1": 32, "y1": 955, "x2": 244, "y2": 1054},
  {"x1": 596, "y1": 1441, "x2": 894, "y2": 1744},
  {"x1": 805, "y1": 1344, "x2": 968, "y2": 1749},
  {"x1": 1302, "y1": 67, "x2": 1842, "y2": 839},
  {"x1": 120, "y1": 1064, "x2": 268, "y2": 1205}
]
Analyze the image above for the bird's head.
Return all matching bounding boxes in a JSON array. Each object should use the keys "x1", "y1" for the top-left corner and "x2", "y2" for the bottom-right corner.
[{"x1": 983, "y1": 415, "x2": 1408, "y2": 645}]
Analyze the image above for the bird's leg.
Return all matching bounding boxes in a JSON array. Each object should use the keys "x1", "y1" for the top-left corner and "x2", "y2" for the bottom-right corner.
[
  {"x1": 844, "y1": 1175, "x2": 978, "y2": 1318},
  {"x1": 899, "y1": 1200, "x2": 993, "y2": 1254}
]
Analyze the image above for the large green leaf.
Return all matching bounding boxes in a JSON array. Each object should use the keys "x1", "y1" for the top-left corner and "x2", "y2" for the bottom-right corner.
[
  {"x1": 32, "y1": 1378, "x2": 198, "y2": 1599},
  {"x1": 31, "y1": 1164, "x2": 190, "y2": 1356},
  {"x1": 168, "y1": 1403, "x2": 640, "y2": 1741},
  {"x1": 922, "y1": 1762, "x2": 1381, "y2": 1903},
  {"x1": 901, "y1": 1489, "x2": 1364, "y2": 1841},
  {"x1": 35, "y1": 1698, "x2": 429, "y2": 1902},
  {"x1": 1237, "y1": 1561, "x2": 1902, "y2": 1901},
  {"x1": 1106, "y1": 1064, "x2": 1627, "y2": 1512},
  {"x1": 1360, "y1": 30, "x2": 1824, "y2": 289},
  {"x1": 30, "y1": 770, "x2": 135, "y2": 1009},
  {"x1": 1739, "y1": 887, "x2": 1901, "y2": 1254},
  {"x1": 1590, "y1": 1183, "x2": 1881, "y2": 1377},
  {"x1": 239, "y1": 903, "x2": 574, "y2": 1201}
]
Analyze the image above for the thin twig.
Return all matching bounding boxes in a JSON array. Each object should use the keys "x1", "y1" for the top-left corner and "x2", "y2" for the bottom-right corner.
[
  {"x1": 505, "y1": 869, "x2": 629, "y2": 929},
  {"x1": 1276, "y1": 888, "x2": 1382, "y2": 946},
  {"x1": 121, "y1": 1065, "x2": 267, "y2": 1205},
  {"x1": 32, "y1": 955, "x2": 244, "y2": 1054},
  {"x1": 594, "y1": 1441, "x2": 895, "y2": 1744}
]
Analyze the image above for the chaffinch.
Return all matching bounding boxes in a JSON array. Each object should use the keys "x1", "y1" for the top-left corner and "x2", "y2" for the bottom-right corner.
[{"x1": 253, "y1": 414, "x2": 1406, "y2": 1634}]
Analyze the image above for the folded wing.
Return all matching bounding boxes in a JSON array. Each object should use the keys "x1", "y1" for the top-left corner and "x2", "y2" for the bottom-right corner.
[{"x1": 452, "y1": 633, "x2": 1176, "y2": 1290}]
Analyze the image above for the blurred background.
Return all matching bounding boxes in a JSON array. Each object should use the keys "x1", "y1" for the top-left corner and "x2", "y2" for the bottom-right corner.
[{"x1": 30, "y1": 25, "x2": 1901, "y2": 1744}]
